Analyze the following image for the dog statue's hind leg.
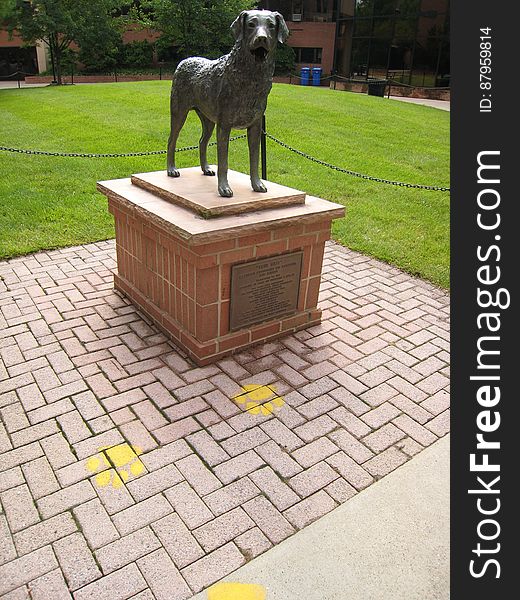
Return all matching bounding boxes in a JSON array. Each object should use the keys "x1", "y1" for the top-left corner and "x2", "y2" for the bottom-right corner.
[
  {"x1": 247, "y1": 118, "x2": 267, "y2": 193},
  {"x1": 167, "y1": 93, "x2": 189, "y2": 177},
  {"x1": 195, "y1": 110, "x2": 216, "y2": 176}
]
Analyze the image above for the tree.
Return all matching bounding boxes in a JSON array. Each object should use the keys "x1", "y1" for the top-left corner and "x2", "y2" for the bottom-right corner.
[
  {"x1": 274, "y1": 42, "x2": 294, "y2": 75},
  {"x1": 5, "y1": 0, "x2": 125, "y2": 84},
  {"x1": 0, "y1": 0, "x2": 17, "y2": 20},
  {"x1": 148, "y1": 0, "x2": 257, "y2": 60}
]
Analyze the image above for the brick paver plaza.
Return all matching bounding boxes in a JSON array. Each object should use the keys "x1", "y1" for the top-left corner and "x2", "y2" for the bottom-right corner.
[{"x1": 0, "y1": 239, "x2": 450, "y2": 599}]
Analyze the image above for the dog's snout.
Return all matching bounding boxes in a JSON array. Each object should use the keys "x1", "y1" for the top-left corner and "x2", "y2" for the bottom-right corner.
[
  {"x1": 252, "y1": 25, "x2": 271, "y2": 46},
  {"x1": 254, "y1": 36, "x2": 269, "y2": 48}
]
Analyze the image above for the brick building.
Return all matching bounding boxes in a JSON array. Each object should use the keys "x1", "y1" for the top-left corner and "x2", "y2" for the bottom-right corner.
[
  {"x1": 260, "y1": 0, "x2": 337, "y2": 74},
  {"x1": 0, "y1": 25, "x2": 160, "y2": 78},
  {"x1": 261, "y1": 0, "x2": 450, "y2": 86},
  {"x1": 2, "y1": 1, "x2": 449, "y2": 86},
  {"x1": 0, "y1": 28, "x2": 43, "y2": 76}
]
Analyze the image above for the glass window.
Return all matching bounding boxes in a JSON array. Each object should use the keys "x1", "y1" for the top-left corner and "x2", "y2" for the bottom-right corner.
[
  {"x1": 316, "y1": 0, "x2": 329, "y2": 12},
  {"x1": 398, "y1": 0, "x2": 421, "y2": 18},
  {"x1": 355, "y1": 0, "x2": 374, "y2": 18},
  {"x1": 338, "y1": 0, "x2": 356, "y2": 18},
  {"x1": 0, "y1": 47, "x2": 38, "y2": 77},
  {"x1": 373, "y1": 0, "x2": 398, "y2": 16},
  {"x1": 368, "y1": 38, "x2": 390, "y2": 72},
  {"x1": 293, "y1": 47, "x2": 323, "y2": 63},
  {"x1": 334, "y1": 0, "x2": 449, "y2": 85},
  {"x1": 395, "y1": 17, "x2": 417, "y2": 39},
  {"x1": 372, "y1": 17, "x2": 393, "y2": 38},
  {"x1": 293, "y1": 1, "x2": 304, "y2": 16},
  {"x1": 387, "y1": 38, "x2": 414, "y2": 77},
  {"x1": 350, "y1": 38, "x2": 370, "y2": 75},
  {"x1": 436, "y1": 39, "x2": 450, "y2": 85},
  {"x1": 354, "y1": 18, "x2": 372, "y2": 36}
]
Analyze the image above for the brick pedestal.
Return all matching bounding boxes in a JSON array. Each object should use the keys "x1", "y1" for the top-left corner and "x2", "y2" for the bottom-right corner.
[{"x1": 97, "y1": 170, "x2": 345, "y2": 365}]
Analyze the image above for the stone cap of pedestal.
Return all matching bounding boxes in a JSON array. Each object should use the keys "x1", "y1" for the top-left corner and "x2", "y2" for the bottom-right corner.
[
  {"x1": 131, "y1": 168, "x2": 306, "y2": 218},
  {"x1": 97, "y1": 175, "x2": 345, "y2": 246}
]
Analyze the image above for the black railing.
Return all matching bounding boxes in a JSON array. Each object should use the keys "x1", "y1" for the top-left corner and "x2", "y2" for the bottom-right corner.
[{"x1": 0, "y1": 70, "x2": 36, "y2": 88}]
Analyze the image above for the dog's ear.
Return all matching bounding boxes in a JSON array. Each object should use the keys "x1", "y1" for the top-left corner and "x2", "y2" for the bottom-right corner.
[
  {"x1": 274, "y1": 12, "x2": 289, "y2": 44},
  {"x1": 231, "y1": 11, "x2": 247, "y2": 41}
]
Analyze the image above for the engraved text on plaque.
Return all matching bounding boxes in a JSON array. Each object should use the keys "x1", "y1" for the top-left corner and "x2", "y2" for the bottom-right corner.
[{"x1": 229, "y1": 252, "x2": 303, "y2": 330}]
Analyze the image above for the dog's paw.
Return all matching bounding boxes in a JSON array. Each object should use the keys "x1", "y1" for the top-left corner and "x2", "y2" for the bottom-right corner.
[
  {"x1": 218, "y1": 184, "x2": 233, "y2": 198},
  {"x1": 167, "y1": 167, "x2": 181, "y2": 177},
  {"x1": 202, "y1": 167, "x2": 216, "y2": 176},
  {"x1": 252, "y1": 179, "x2": 267, "y2": 193}
]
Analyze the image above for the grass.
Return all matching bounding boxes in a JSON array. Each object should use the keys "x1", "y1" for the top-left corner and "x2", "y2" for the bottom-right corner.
[{"x1": 0, "y1": 81, "x2": 450, "y2": 287}]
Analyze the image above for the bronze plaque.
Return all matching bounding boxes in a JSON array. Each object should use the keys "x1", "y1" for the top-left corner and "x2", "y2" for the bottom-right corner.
[{"x1": 230, "y1": 251, "x2": 303, "y2": 331}]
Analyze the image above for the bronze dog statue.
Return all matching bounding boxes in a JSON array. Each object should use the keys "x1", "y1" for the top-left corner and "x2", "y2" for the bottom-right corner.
[{"x1": 166, "y1": 10, "x2": 289, "y2": 198}]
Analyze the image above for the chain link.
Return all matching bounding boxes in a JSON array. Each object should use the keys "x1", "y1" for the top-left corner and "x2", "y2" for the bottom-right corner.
[
  {"x1": 0, "y1": 135, "x2": 247, "y2": 159},
  {"x1": 265, "y1": 133, "x2": 450, "y2": 192}
]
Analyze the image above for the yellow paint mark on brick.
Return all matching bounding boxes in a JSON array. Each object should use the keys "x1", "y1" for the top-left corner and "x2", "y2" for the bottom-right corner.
[
  {"x1": 86, "y1": 443, "x2": 145, "y2": 488},
  {"x1": 207, "y1": 582, "x2": 266, "y2": 600},
  {"x1": 94, "y1": 470, "x2": 113, "y2": 488},
  {"x1": 86, "y1": 453, "x2": 110, "y2": 473},
  {"x1": 232, "y1": 384, "x2": 285, "y2": 416}
]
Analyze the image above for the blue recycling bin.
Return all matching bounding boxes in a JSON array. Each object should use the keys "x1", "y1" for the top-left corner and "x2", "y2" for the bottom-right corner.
[
  {"x1": 311, "y1": 67, "x2": 322, "y2": 86},
  {"x1": 300, "y1": 67, "x2": 310, "y2": 86}
]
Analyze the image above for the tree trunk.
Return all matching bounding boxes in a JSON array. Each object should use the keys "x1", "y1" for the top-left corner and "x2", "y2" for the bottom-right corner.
[
  {"x1": 52, "y1": 33, "x2": 63, "y2": 85},
  {"x1": 47, "y1": 35, "x2": 57, "y2": 83}
]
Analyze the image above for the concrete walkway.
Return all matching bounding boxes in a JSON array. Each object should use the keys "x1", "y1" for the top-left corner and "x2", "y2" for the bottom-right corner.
[
  {"x1": 0, "y1": 240, "x2": 450, "y2": 599},
  {"x1": 0, "y1": 81, "x2": 48, "y2": 89},
  {"x1": 388, "y1": 96, "x2": 450, "y2": 111},
  {"x1": 195, "y1": 434, "x2": 449, "y2": 600}
]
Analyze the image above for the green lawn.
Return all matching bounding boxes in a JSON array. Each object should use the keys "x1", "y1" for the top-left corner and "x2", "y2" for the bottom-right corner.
[{"x1": 0, "y1": 82, "x2": 449, "y2": 287}]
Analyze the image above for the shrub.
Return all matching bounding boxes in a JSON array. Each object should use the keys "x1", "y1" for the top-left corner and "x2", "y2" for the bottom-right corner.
[
  {"x1": 274, "y1": 43, "x2": 295, "y2": 75},
  {"x1": 122, "y1": 40, "x2": 154, "y2": 69},
  {"x1": 78, "y1": 39, "x2": 122, "y2": 74}
]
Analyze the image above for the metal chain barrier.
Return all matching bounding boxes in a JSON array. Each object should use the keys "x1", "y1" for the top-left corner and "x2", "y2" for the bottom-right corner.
[
  {"x1": 1, "y1": 70, "x2": 34, "y2": 79},
  {"x1": 386, "y1": 78, "x2": 450, "y2": 90},
  {"x1": 265, "y1": 132, "x2": 450, "y2": 192},
  {"x1": 0, "y1": 146, "x2": 170, "y2": 158},
  {"x1": 0, "y1": 135, "x2": 247, "y2": 159},
  {"x1": 1, "y1": 132, "x2": 449, "y2": 192}
]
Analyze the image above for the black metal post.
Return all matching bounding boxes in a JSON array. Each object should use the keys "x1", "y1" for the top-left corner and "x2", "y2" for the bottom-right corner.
[
  {"x1": 434, "y1": 34, "x2": 444, "y2": 87},
  {"x1": 385, "y1": 9, "x2": 399, "y2": 80},
  {"x1": 365, "y1": 1, "x2": 376, "y2": 80},
  {"x1": 261, "y1": 114, "x2": 267, "y2": 181},
  {"x1": 71, "y1": 60, "x2": 74, "y2": 85},
  {"x1": 332, "y1": 0, "x2": 341, "y2": 75},
  {"x1": 408, "y1": 10, "x2": 420, "y2": 86}
]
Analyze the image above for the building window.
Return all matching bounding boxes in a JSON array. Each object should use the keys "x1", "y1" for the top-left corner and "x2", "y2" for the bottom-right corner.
[
  {"x1": 337, "y1": 0, "x2": 450, "y2": 86},
  {"x1": 293, "y1": 47, "x2": 323, "y2": 63},
  {"x1": 316, "y1": 0, "x2": 328, "y2": 12}
]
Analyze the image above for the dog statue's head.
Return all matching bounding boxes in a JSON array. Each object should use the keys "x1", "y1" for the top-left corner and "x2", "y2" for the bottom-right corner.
[{"x1": 231, "y1": 10, "x2": 289, "y2": 63}]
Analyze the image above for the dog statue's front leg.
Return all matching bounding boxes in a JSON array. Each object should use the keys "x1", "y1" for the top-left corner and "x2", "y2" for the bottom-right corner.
[
  {"x1": 248, "y1": 119, "x2": 267, "y2": 193},
  {"x1": 217, "y1": 124, "x2": 233, "y2": 197},
  {"x1": 167, "y1": 96, "x2": 189, "y2": 178}
]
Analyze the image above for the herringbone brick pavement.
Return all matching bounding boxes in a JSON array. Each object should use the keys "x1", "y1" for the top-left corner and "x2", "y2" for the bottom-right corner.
[{"x1": 0, "y1": 240, "x2": 449, "y2": 599}]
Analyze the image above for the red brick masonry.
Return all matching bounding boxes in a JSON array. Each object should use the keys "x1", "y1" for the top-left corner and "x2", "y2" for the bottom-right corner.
[
  {"x1": 331, "y1": 80, "x2": 450, "y2": 101},
  {"x1": 101, "y1": 177, "x2": 345, "y2": 365}
]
